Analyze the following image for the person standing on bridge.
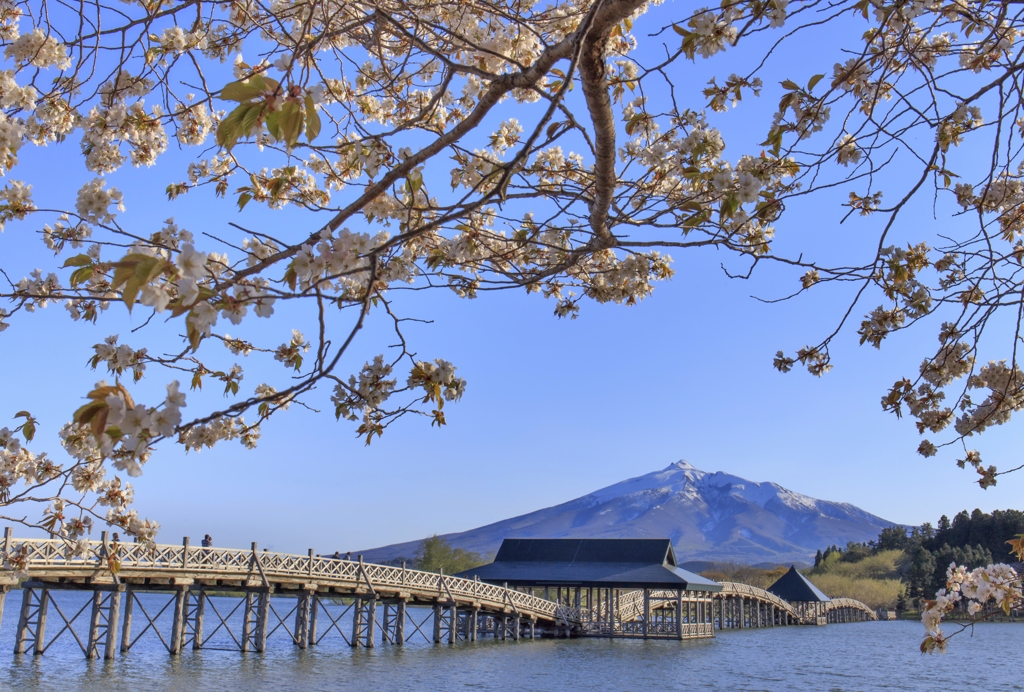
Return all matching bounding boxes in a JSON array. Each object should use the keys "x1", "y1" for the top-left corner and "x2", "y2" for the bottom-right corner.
[{"x1": 201, "y1": 534, "x2": 212, "y2": 548}]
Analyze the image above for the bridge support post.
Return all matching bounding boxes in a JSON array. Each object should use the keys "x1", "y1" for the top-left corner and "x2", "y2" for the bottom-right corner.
[
  {"x1": 191, "y1": 590, "x2": 206, "y2": 650},
  {"x1": 294, "y1": 589, "x2": 311, "y2": 649},
  {"x1": 395, "y1": 600, "x2": 406, "y2": 644},
  {"x1": 169, "y1": 586, "x2": 189, "y2": 655},
  {"x1": 352, "y1": 596, "x2": 375, "y2": 648},
  {"x1": 0, "y1": 582, "x2": 9, "y2": 633},
  {"x1": 87, "y1": 585, "x2": 122, "y2": 663},
  {"x1": 308, "y1": 594, "x2": 319, "y2": 646},
  {"x1": 242, "y1": 592, "x2": 256, "y2": 653},
  {"x1": 86, "y1": 586, "x2": 123, "y2": 660},
  {"x1": 254, "y1": 589, "x2": 272, "y2": 653},
  {"x1": 14, "y1": 585, "x2": 46, "y2": 655},
  {"x1": 382, "y1": 599, "x2": 406, "y2": 644},
  {"x1": 120, "y1": 587, "x2": 134, "y2": 653},
  {"x1": 512, "y1": 613, "x2": 520, "y2": 641}
]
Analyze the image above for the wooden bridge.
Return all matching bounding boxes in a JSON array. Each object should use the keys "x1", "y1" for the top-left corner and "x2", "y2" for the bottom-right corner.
[
  {"x1": 0, "y1": 532, "x2": 877, "y2": 660},
  {"x1": 0, "y1": 531, "x2": 576, "y2": 659},
  {"x1": 614, "y1": 582, "x2": 875, "y2": 629}
]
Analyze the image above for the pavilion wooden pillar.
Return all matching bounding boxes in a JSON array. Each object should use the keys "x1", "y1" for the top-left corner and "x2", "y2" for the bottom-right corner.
[{"x1": 642, "y1": 589, "x2": 650, "y2": 638}]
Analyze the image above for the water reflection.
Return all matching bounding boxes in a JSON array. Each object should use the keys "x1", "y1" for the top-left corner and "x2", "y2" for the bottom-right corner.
[{"x1": 0, "y1": 590, "x2": 1021, "y2": 691}]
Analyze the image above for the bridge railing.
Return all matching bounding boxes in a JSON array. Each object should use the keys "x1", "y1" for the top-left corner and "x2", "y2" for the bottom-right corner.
[
  {"x1": 718, "y1": 582, "x2": 798, "y2": 616},
  {"x1": 5, "y1": 538, "x2": 580, "y2": 624},
  {"x1": 825, "y1": 597, "x2": 878, "y2": 619}
]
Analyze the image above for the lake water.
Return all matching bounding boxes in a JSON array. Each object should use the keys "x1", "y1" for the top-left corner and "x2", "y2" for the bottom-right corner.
[{"x1": 0, "y1": 590, "x2": 1020, "y2": 691}]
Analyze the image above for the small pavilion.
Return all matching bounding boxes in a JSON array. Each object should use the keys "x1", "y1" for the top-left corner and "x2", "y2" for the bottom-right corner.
[
  {"x1": 456, "y1": 538, "x2": 721, "y2": 639},
  {"x1": 766, "y1": 565, "x2": 831, "y2": 625}
]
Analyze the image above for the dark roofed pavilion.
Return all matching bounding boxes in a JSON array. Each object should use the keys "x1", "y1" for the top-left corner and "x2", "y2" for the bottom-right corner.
[
  {"x1": 766, "y1": 566, "x2": 830, "y2": 624},
  {"x1": 458, "y1": 538, "x2": 720, "y2": 591},
  {"x1": 456, "y1": 538, "x2": 719, "y2": 640}
]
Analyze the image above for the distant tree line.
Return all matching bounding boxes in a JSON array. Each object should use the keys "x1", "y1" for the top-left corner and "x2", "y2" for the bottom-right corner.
[
  {"x1": 813, "y1": 508, "x2": 1024, "y2": 610},
  {"x1": 415, "y1": 536, "x2": 491, "y2": 574}
]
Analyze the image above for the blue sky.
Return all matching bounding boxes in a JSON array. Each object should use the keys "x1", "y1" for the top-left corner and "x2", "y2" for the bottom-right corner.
[{"x1": 1, "y1": 2, "x2": 1021, "y2": 557}]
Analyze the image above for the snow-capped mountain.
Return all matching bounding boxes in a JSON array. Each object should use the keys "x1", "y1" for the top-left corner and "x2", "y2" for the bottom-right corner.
[{"x1": 359, "y1": 460, "x2": 895, "y2": 565}]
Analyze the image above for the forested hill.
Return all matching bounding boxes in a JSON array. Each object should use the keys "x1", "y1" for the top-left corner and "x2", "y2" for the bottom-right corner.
[
  {"x1": 806, "y1": 508, "x2": 1024, "y2": 610},
  {"x1": 921, "y1": 509, "x2": 1024, "y2": 560}
]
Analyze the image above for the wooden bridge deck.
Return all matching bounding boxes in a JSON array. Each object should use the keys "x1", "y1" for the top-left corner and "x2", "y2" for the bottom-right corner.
[
  {"x1": 4, "y1": 536, "x2": 572, "y2": 623},
  {"x1": 0, "y1": 532, "x2": 878, "y2": 660}
]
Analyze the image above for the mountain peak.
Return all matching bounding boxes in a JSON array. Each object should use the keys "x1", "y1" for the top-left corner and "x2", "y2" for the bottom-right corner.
[{"x1": 668, "y1": 459, "x2": 697, "y2": 471}]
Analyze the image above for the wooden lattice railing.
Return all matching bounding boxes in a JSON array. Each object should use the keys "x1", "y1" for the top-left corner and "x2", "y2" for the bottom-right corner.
[
  {"x1": 4, "y1": 537, "x2": 579, "y2": 625},
  {"x1": 825, "y1": 597, "x2": 878, "y2": 619},
  {"x1": 718, "y1": 582, "x2": 800, "y2": 617}
]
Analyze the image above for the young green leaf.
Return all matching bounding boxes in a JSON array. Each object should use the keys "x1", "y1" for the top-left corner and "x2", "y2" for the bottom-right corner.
[
  {"x1": 219, "y1": 75, "x2": 268, "y2": 102},
  {"x1": 62, "y1": 254, "x2": 93, "y2": 268},
  {"x1": 279, "y1": 100, "x2": 303, "y2": 147},
  {"x1": 304, "y1": 95, "x2": 321, "y2": 142}
]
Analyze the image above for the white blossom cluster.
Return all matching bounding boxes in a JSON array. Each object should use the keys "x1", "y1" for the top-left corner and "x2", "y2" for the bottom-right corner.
[
  {"x1": 4, "y1": 28, "x2": 70, "y2": 69},
  {"x1": 178, "y1": 416, "x2": 259, "y2": 452},
  {"x1": 0, "y1": 112, "x2": 23, "y2": 172},
  {"x1": 332, "y1": 355, "x2": 396, "y2": 422},
  {"x1": 175, "y1": 103, "x2": 214, "y2": 146},
  {"x1": 922, "y1": 561, "x2": 1022, "y2": 653},
  {"x1": 90, "y1": 335, "x2": 148, "y2": 382},
  {"x1": 75, "y1": 178, "x2": 124, "y2": 224},
  {"x1": 81, "y1": 101, "x2": 168, "y2": 171},
  {"x1": 100, "y1": 380, "x2": 186, "y2": 474},
  {"x1": 14, "y1": 267, "x2": 60, "y2": 311},
  {"x1": 0, "y1": 427, "x2": 59, "y2": 497},
  {"x1": 408, "y1": 358, "x2": 467, "y2": 403},
  {"x1": 291, "y1": 228, "x2": 388, "y2": 292},
  {"x1": 274, "y1": 329, "x2": 309, "y2": 370},
  {"x1": 954, "y1": 360, "x2": 1024, "y2": 438},
  {"x1": 42, "y1": 215, "x2": 91, "y2": 253},
  {"x1": 0, "y1": 179, "x2": 34, "y2": 231}
]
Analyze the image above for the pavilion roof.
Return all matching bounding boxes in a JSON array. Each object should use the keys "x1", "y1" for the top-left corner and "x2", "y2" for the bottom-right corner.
[
  {"x1": 766, "y1": 565, "x2": 831, "y2": 602},
  {"x1": 456, "y1": 539, "x2": 722, "y2": 591}
]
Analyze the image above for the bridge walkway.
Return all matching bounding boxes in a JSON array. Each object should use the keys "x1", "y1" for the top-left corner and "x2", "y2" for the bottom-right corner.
[{"x1": 1, "y1": 531, "x2": 577, "y2": 659}]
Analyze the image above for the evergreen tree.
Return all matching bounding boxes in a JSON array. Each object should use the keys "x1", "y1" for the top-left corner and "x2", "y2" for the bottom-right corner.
[{"x1": 908, "y1": 547, "x2": 937, "y2": 602}]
